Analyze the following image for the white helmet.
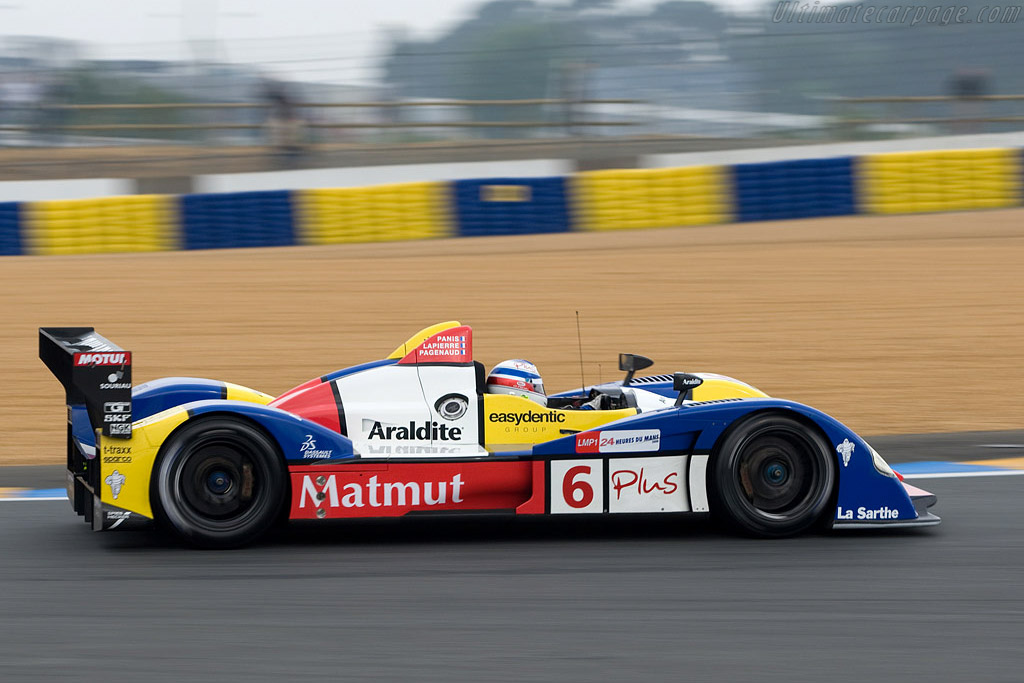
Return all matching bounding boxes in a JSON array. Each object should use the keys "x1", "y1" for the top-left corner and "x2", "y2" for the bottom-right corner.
[{"x1": 486, "y1": 359, "x2": 547, "y2": 407}]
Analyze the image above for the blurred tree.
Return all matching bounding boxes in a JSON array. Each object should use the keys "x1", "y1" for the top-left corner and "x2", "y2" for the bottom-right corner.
[
  {"x1": 383, "y1": 0, "x2": 1024, "y2": 133},
  {"x1": 59, "y1": 66, "x2": 191, "y2": 141},
  {"x1": 571, "y1": 0, "x2": 615, "y2": 8},
  {"x1": 649, "y1": 1, "x2": 729, "y2": 33},
  {"x1": 383, "y1": 0, "x2": 588, "y2": 137}
]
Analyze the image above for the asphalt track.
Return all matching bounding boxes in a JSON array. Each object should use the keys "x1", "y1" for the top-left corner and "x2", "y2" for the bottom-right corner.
[{"x1": 1, "y1": 432, "x2": 1023, "y2": 682}]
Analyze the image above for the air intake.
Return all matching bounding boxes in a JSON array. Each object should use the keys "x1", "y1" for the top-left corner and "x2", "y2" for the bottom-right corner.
[
  {"x1": 629, "y1": 374, "x2": 674, "y2": 384},
  {"x1": 680, "y1": 398, "x2": 745, "y2": 407}
]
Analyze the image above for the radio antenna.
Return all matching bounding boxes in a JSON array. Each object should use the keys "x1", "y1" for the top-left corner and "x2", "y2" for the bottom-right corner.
[{"x1": 575, "y1": 310, "x2": 586, "y2": 390}]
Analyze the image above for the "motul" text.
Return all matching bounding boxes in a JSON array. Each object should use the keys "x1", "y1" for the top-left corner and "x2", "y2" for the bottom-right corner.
[{"x1": 75, "y1": 352, "x2": 129, "y2": 366}]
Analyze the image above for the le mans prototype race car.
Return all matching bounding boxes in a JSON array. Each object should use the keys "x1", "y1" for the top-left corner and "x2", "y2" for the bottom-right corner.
[{"x1": 40, "y1": 322, "x2": 939, "y2": 548}]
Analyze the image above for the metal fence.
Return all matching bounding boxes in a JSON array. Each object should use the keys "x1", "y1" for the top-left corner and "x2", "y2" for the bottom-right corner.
[
  {"x1": 0, "y1": 98, "x2": 643, "y2": 148},
  {"x1": 3, "y1": 9, "x2": 1024, "y2": 158}
]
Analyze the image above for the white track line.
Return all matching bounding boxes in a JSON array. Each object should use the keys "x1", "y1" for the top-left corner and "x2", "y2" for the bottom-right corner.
[
  {"x1": 901, "y1": 470, "x2": 1024, "y2": 480},
  {"x1": 3, "y1": 467, "x2": 1024, "y2": 502}
]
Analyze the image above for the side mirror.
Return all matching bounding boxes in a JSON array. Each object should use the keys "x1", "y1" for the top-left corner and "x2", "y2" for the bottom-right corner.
[
  {"x1": 619, "y1": 353, "x2": 654, "y2": 386},
  {"x1": 673, "y1": 373, "x2": 703, "y2": 406}
]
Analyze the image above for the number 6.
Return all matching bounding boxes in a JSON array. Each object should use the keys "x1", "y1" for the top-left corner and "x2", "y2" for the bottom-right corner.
[{"x1": 563, "y1": 465, "x2": 594, "y2": 508}]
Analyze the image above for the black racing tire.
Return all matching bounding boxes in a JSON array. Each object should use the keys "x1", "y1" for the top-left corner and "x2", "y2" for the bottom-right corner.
[
  {"x1": 152, "y1": 416, "x2": 286, "y2": 549},
  {"x1": 711, "y1": 412, "x2": 836, "y2": 538}
]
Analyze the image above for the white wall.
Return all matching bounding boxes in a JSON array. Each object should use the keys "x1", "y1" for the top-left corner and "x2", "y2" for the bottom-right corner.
[
  {"x1": 3, "y1": 132, "x2": 1022, "y2": 204},
  {"x1": 0, "y1": 178, "x2": 132, "y2": 203},
  {"x1": 644, "y1": 132, "x2": 1024, "y2": 168},
  {"x1": 195, "y1": 159, "x2": 574, "y2": 194}
]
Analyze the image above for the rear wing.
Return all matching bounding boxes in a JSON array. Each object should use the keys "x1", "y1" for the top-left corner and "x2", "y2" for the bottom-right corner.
[{"x1": 39, "y1": 327, "x2": 132, "y2": 440}]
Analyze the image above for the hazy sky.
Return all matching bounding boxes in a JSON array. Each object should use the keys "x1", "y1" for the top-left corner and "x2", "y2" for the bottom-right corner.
[
  {"x1": 0, "y1": 0, "x2": 759, "y2": 55},
  {"x1": 0, "y1": 0, "x2": 763, "y2": 84},
  {"x1": 0, "y1": 0, "x2": 759, "y2": 44}
]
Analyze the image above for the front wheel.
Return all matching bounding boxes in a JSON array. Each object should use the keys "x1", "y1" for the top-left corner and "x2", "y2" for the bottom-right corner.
[
  {"x1": 711, "y1": 413, "x2": 836, "y2": 538},
  {"x1": 153, "y1": 417, "x2": 286, "y2": 549}
]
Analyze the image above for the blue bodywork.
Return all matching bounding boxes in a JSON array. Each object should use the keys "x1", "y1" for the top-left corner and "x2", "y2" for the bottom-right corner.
[
  {"x1": 318, "y1": 358, "x2": 397, "y2": 383},
  {"x1": 133, "y1": 378, "x2": 230, "y2": 421},
  {"x1": 533, "y1": 397, "x2": 918, "y2": 524},
  {"x1": 549, "y1": 376, "x2": 679, "y2": 400},
  {"x1": 120, "y1": 370, "x2": 922, "y2": 527},
  {"x1": 70, "y1": 404, "x2": 96, "y2": 455},
  {"x1": 130, "y1": 360, "x2": 400, "y2": 422},
  {"x1": 184, "y1": 400, "x2": 357, "y2": 463}
]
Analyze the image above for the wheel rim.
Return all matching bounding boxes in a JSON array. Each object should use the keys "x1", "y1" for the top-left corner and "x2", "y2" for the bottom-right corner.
[
  {"x1": 735, "y1": 429, "x2": 827, "y2": 521},
  {"x1": 172, "y1": 431, "x2": 268, "y2": 530}
]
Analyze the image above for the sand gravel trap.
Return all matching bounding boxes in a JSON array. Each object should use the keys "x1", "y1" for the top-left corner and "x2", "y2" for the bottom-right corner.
[{"x1": 3, "y1": 209, "x2": 1023, "y2": 465}]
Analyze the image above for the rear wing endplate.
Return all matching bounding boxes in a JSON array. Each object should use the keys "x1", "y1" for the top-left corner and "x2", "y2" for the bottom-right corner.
[{"x1": 39, "y1": 327, "x2": 132, "y2": 439}]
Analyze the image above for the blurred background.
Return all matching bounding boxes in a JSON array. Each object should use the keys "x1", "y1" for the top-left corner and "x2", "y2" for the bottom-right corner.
[{"x1": 0, "y1": 0, "x2": 1020, "y2": 182}]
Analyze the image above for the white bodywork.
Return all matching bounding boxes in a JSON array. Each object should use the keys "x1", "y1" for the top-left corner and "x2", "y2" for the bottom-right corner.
[
  {"x1": 334, "y1": 363, "x2": 483, "y2": 456},
  {"x1": 626, "y1": 387, "x2": 676, "y2": 412},
  {"x1": 320, "y1": 358, "x2": 722, "y2": 514}
]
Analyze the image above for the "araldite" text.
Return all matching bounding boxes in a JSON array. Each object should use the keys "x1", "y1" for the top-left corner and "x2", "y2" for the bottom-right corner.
[
  {"x1": 74, "y1": 352, "x2": 130, "y2": 367},
  {"x1": 299, "y1": 474, "x2": 465, "y2": 509},
  {"x1": 367, "y1": 420, "x2": 462, "y2": 441}
]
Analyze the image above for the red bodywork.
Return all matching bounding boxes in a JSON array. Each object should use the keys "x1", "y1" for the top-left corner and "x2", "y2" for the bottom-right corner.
[{"x1": 289, "y1": 460, "x2": 546, "y2": 519}]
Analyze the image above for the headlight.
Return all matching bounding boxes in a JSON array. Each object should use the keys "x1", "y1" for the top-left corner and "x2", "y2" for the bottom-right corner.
[{"x1": 868, "y1": 444, "x2": 896, "y2": 478}]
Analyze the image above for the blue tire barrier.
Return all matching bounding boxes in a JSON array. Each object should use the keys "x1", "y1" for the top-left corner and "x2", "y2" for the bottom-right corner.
[
  {"x1": 733, "y1": 157, "x2": 856, "y2": 223},
  {"x1": 453, "y1": 177, "x2": 572, "y2": 237},
  {"x1": 181, "y1": 190, "x2": 296, "y2": 250}
]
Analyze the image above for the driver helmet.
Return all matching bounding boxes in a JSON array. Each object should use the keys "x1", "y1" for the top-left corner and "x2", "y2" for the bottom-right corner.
[{"x1": 486, "y1": 359, "x2": 547, "y2": 407}]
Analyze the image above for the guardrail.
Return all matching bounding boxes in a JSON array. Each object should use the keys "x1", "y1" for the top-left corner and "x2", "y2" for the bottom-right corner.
[
  {"x1": 830, "y1": 94, "x2": 1024, "y2": 131},
  {"x1": 0, "y1": 146, "x2": 1019, "y2": 257},
  {"x1": 0, "y1": 98, "x2": 642, "y2": 135}
]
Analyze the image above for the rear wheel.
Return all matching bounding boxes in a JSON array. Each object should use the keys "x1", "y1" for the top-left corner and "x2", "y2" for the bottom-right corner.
[
  {"x1": 711, "y1": 413, "x2": 835, "y2": 538},
  {"x1": 153, "y1": 417, "x2": 285, "y2": 548}
]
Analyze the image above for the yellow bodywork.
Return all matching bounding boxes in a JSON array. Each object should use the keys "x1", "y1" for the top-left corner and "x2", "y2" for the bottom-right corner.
[
  {"x1": 98, "y1": 407, "x2": 190, "y2": 519},
  {"x1": 97, "y1": 381, "x2": 272, "y2": 520},
  {"x1": 484, "y1": 394, "x2": 636, "y2": 446},
  {"x1": 387, "y1": 321, "x2": 463, "y2": 360},
  {"x1": 97, "y1": 380, "x2": 273, "y2": 519},
  {"x1": 224, "y1": 382, "x2": 274, "y2": 404},
  {"x1": 483, "y1": 375, "x2": 766, "y2": 447},
  {"x1": 97, "y1": 335, "x2": 767, "y2": 519},
  {"x1": 690, "y1": 375, "x2": 768, "y2": 401}
]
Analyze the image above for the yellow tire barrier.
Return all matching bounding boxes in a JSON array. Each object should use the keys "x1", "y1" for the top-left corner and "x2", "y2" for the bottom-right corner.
[
  {"x1": 857, "y1": 148, "x2": 1020, "y2": 214},
  {"x1": 295, "y1": 181, "x2": 454, "y2": 245},
  {"x1": 570, "y1": 165, "x2": 733, "y2": 231},
  {"x1": 24, "y1": 195, "x2": 178, "y2": 255}
]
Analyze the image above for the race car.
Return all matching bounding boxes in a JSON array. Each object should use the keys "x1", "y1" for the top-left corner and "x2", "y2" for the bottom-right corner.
[{"x1": 39, "y1": 322, "x2": 938, "y2": 548}]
